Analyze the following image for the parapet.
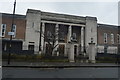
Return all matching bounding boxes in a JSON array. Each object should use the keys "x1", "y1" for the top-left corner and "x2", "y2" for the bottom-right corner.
[{"x1": 27, "y1": 9, "x2": 41, "y2": 14}]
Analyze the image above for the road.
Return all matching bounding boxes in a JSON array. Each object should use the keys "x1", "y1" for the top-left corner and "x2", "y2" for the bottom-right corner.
[{"x1": 2, "y1": 67, "x2": 119, "y2": 79}]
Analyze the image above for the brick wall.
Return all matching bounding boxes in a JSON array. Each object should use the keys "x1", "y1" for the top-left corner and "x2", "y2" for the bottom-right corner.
[
  {"x1": 97, "y1": 24, "x2": 118, "y2": 46},
  {"x1": 2, "y1": 14, "x2": 26, "y2": 40}
]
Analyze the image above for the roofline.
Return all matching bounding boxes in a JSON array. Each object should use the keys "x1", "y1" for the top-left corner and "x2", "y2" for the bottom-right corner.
[
  {"x1": 98, "y1": 23, "x2": 118, "y2": 27},
  {"x1": 2, "y1": 13, "x2": 26, "y2": 19}
]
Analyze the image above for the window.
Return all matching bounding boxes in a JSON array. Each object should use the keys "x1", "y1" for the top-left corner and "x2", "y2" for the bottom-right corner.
[
  {"x1": 111, "y1": 34, "x2": 114, "y2": 44},
  {"x1": 47, "y1": 31, "x2": 52, "y2": 39},
  {"x1": 59, "y1": 32, "x2": 65, "y2": 41},
  {"x1": 1, "y1": 24, "x2": 6, "y2": 37},
  {"x1": 28, "y1": 45, "x2": 34, "y2": 51},
  {"x1": 104, "y1": 33, "x2": 107, "y2": 43},
  {"x1": 71, "y1": 33, "x2": 77, "y2": 41},
  {"x1": 12, "y1": 24, "x2": 16, "y2": 38},
  {"x1": 117, "y1": 34, "x2": 120, "y2": 44}
]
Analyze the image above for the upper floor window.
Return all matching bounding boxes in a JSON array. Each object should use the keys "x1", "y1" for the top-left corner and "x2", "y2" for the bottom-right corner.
[
  {"x1": 59, "y1": 32, "x2": 65, "y2": 41},
  {"x1": 104, "y1": 33, "x2": 107, "y2": 43},
  {"x1": 12, "y1": 24, "x2": 16, "y2": 38},
  {"x1": 47, "y1": 31, "x2": 52, "y2": 39},
  {"x1": 111, "y1": 33, "x2": 114, "y2": 44},
  {"x1": 71, "y1": 33, "x2": 77, "y2": 41},
  {"x1": 1, "y1": 24, "x2": 6, "y2": 37}
]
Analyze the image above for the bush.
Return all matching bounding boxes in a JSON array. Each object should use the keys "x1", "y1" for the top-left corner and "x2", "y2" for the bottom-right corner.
[
  {"x1": 2, "y1": 53, "x2": 69, "y2": 62},
  {"x1": 96, "y1": 57, "x2": 117, "y2": 63}
]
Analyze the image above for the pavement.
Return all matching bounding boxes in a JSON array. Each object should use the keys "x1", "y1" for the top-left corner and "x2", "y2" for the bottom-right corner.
[{"x1": 2, "y1": 61, "x2": 119, "y2": 68}]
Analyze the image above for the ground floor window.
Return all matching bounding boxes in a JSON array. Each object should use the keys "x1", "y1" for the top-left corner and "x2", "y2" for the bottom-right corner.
[
  {"x1": 59, "y1": 44, "x2": 65, "y2": 56},
  {"x1": 28, "y1": 45, "x2": 34, "y2": 51}
]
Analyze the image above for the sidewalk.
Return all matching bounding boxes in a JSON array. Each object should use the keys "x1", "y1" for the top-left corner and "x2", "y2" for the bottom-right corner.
[{"x1": 2, "y1": 61, "x2": 119, "y2": 68}]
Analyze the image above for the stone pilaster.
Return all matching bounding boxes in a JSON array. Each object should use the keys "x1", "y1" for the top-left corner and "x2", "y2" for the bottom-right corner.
[
  {"x1": 85, "y1": 16, "x2": 97, "y2": 55},
  {"x1": 53, "y1": 24, "x2": 59, "y2": 56},
  {"x1": 23, "y1": 9, "x2": 41, "y2": 54},
  {"x1": 81, "y1": 27, "x2": 84, "y2": 53},
  {"x1": 67, "y1": 25, "x2": 72, "y2": 42}
]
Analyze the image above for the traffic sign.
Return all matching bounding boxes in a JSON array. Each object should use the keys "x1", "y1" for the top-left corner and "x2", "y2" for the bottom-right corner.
[{"x1": 8, "y1": 32, "x2": 14, "y2": 36}]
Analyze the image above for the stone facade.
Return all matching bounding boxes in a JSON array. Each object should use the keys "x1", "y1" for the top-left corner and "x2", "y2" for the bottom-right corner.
[
  {"x1": 1, "y1": 9, "x2": 119, "y2": 60},
  {"x1": 22, "y1": 9, "x2": 41, "y2": 54}
]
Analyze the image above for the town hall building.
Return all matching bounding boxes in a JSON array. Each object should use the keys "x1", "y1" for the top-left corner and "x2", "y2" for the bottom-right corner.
[{"x1": 1, "y1": 9, "x2": 119, "y2": 60}]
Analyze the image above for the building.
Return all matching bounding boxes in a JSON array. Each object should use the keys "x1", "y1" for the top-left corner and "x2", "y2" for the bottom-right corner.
[
  {"x1": 1, "y1": 13, "x2": 26, "y2": 53},
  {"x1": 97, "y1": 24, "x2": 118, "y2": 54},
  {"x1": 1, "y1": 9, "x2": 119, "y2": 57}
]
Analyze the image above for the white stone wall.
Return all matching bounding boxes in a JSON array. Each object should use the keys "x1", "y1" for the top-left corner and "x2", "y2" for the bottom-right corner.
[
  {"x1": 88, "y1": 43, "x2": 96, "y2": 63},
  {"x1": 85, "y1": 17, "x2": 97, "y2": 54},
  {"x1": 23, "y1": 9, "x2": 41, "y2": 54},
  {"x1": 97, "y1": 46, "x2": 104, "y2": 53},
  {"x1": 107, "y1": 46, "x2": 118, "y2": 54},
  {"x1": 97, "y1": 45, "x2": 118, "y2": 54}
]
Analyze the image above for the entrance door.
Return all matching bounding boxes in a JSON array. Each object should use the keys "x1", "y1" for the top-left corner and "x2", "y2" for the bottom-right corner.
[
  {"x1": 28, "y1": 45, "x2": 34, "y2": 51},
  {"x1": 74, "y1": 45, "x2": 77, "y2": 57},
  {"x1": 46, "y1": 44, "x2": 52, "y2": 55},
  {"x1": 59, "y1": 45, "x2": 65, "y2": 56}
]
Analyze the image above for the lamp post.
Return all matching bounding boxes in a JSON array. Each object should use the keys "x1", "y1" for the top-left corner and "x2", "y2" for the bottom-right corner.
[{"x1": 8, "y1": 0, "x2": 16, "y2": 65}]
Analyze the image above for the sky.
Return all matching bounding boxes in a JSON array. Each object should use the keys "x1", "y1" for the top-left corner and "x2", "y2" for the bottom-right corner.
[{"x1": 0, "y1": 0, "x2": 119, "y2": 25}]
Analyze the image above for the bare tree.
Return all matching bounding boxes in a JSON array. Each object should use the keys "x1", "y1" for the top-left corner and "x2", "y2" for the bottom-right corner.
[{"x1": 40, "y1": 30, "x2": 59, "y2": 56}]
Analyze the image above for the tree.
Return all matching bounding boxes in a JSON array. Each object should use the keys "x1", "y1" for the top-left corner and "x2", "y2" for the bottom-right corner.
[{"x1": 40, "y1": 30, "x2": 59, "y2": 56}]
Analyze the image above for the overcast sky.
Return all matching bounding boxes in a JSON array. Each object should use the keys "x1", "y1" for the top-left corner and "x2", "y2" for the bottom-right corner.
[{"x1": 0, "y1": 0, "x2": 119, "y2": 25}]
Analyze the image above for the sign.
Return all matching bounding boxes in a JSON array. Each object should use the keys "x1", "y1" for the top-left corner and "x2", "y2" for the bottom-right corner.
[{"x1": 8, "y1": 32, "x2": 14, "y2": 36}]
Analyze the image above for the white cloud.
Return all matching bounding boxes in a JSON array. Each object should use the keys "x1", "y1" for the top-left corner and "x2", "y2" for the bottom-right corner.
[
  {"x1": 0, "y1": 1, "x2": 118, "y2": 25},
  {"x1": 0, "y1": 0, "x2": 119, "y2": 2}
]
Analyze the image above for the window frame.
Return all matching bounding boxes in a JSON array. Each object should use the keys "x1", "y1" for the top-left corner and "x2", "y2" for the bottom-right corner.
[
  {"x1": 110, "y1": 33, "x2": 114, "y2": 44},
  {"x1": 12, "y1": 24, "x2": 16, "y2": 38},
  {"x1": 59, "y1": 32, "x2": 65, "y2": 41},
  {"x1": 1, "y1": 24, "x2": 6, "y2": 37},
  {"x1": 104, "y1": 33, "x2": 107, "y2": 44}
]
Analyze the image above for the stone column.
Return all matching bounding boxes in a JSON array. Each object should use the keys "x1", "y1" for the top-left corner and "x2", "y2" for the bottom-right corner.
[
  {"x1": 67, "y1": 25, "x2": 72, "y2": 42},
  {"x1": 88, "y1": 42, "x2": 96, "y2": 63},
  {"x1": 41, "y1": 22, "x2": 45, "y2": 53},
  {"x1": 53, "y1": 24, "x2": 59, "y2": 56},
  {"x1": 65, "y1": 25, "x2": 72, "y2": 57},
  {"x1": 81, "y1": 27, "x2": 84, "y2": 53}
]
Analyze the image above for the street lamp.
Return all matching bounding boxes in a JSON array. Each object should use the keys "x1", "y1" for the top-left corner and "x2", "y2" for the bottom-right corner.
[{"x1": 8, "y1": 0, "x2": 16, "y2": 65}]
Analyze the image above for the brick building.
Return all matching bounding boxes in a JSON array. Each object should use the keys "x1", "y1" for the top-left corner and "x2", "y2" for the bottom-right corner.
[
  {"x1": 1, "y1": 9, "x2": 119, "y2": 57},
  {"x1": 1, "y1": 13, "x2": 26, "y2": 52},
  {"x1": 97, "y1": 24, "x2": 118, "y2": 54}
]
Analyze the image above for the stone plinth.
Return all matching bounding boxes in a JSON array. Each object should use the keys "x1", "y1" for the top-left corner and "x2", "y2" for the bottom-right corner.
[
  {"x1": 68, "y1": 43, "x2": 74, "y2": 62},
  {"x1": 88, "y1": 43, "x2": 96, "y2": 63}
]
